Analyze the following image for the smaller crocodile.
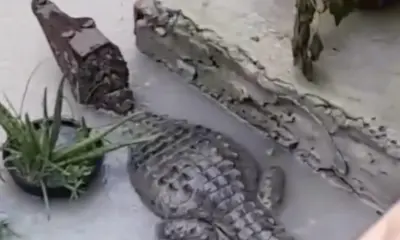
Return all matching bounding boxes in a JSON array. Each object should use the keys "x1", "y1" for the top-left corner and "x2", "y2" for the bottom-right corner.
[{"x1": 124, "y1": 111, "x2": 293, "y2": 240}]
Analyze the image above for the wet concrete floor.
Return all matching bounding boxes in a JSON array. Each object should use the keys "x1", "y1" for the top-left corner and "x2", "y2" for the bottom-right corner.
[{"x1": 0, "y1": 0, "x2": 379, "y2": 239}]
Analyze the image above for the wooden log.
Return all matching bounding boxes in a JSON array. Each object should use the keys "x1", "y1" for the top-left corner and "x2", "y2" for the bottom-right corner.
[{"x1": 32, "y1": 0, "x2": 135, "y2": 115}]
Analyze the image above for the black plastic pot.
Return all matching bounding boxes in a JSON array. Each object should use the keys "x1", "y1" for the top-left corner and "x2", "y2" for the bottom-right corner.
[{"x1": 2, "y1": 118, "x2": 104, "y2": 199}]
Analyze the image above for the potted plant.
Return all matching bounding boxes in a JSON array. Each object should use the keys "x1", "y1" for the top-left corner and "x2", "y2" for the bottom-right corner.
[{"x1": 0, "y1": 77, "x2": 155, "y2": 217}]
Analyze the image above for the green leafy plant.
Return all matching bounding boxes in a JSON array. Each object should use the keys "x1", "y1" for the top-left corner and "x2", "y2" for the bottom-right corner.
[
  {"x1": 0, "y1": 77, "x2": 156, "y2": 218},
  {"x1": 292, "y1": 0, "x2": 358, "y2": 81},
  {"x1": 292, "y1": 0, "x2": 396, "y2": 81}
]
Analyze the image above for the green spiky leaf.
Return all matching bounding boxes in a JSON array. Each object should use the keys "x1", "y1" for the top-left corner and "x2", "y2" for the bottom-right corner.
[
  {"x1": 42, "y1": 88, "x2": 49, "y2": 121},
  {"x1": 48, "y1": 78, "x2": 66, "y2": 157}
]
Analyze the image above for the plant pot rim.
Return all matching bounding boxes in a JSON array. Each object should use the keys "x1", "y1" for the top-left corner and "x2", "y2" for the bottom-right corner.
[
  {"x1": 1, "y1": 117, "x2": 104, "y2": 198},
  {"x1": 31, "y1": 116, "x2": 81, "y2": 125}
]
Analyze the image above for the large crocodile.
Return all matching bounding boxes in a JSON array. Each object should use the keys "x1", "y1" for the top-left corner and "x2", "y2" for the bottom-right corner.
[
  {"x1": 31, "y1": 1, "x2": 293, "y2": 239},
  {"x1": 123, "y1": 111, "x2": 293, "y2": 240}
]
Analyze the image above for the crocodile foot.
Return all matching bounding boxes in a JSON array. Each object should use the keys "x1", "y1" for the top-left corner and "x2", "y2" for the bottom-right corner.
[
  {"x1": 156, "y1": 219, "x2": 219, "y2": 240},
  {"x1": 257, "y1": 166, "x2": 286, "y2": 213}
]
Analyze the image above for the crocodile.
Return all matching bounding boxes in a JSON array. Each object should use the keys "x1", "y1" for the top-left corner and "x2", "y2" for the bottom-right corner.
[
  {"x1": 124, "y1": 111, "x2": 293, "y2": 240},
  {"x1": 133, "y1": 0, "x2": 400, "y2": 212},
  {"x1": 31, "y1": 0, "x2": 135, "y2": 115},
  {"x1": 31, "y1": 1, "x2": 293, "y2": 238}
]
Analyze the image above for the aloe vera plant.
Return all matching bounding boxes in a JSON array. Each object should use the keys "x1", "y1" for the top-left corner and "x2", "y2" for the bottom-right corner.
[{"x1": 0, "y1": 77, "x2": 156, "y2": 217}]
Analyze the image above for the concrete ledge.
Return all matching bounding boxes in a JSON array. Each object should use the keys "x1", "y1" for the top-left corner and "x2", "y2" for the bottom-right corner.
[{"x1": 133, "y1": 0, "x2": 400, "y2": 212}]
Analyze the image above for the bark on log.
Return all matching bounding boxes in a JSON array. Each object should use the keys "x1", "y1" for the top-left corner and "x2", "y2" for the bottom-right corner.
[{"x1": 32, "y1": 0, "x2": 134, "y2": 115}]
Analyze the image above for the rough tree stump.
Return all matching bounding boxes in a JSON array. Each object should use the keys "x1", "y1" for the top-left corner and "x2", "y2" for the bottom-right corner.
[{"x1": 32, "y1": 0, "x2": 135, "y2": 115}]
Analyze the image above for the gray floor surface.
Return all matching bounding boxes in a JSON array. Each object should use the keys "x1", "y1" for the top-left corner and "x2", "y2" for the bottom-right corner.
[{"x1": 0, "y1": 0, "x2": 380, "y2": 239}]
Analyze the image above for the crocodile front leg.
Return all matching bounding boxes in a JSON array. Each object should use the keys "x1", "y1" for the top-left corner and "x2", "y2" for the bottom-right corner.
[
  {"x1": 257, "y1": 166, "x2": 286, "y2": 213},
  {"x1": 156, "y1": 219, "x2": 220, "y2": 240}
]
